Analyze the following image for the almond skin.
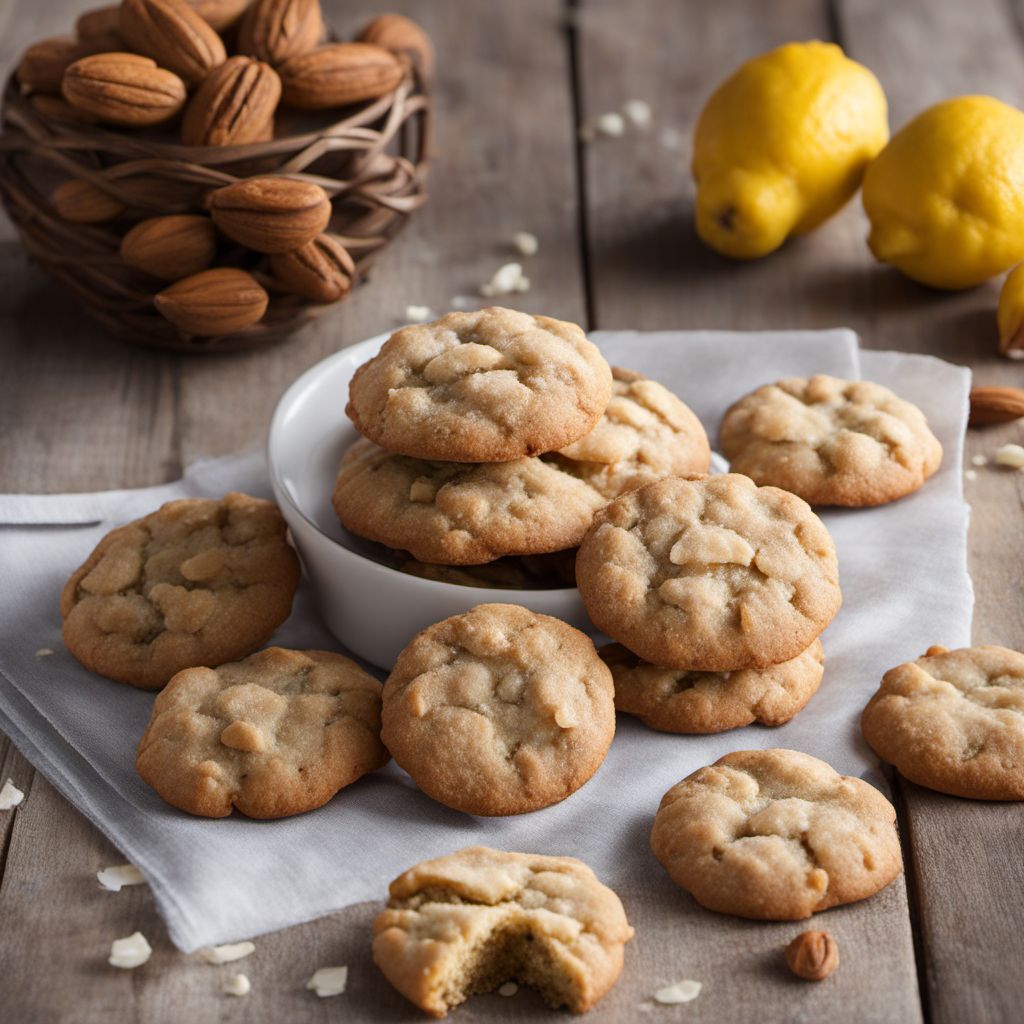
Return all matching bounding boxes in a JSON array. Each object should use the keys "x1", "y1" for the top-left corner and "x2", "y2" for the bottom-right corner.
[
  {"x1": 238, "y1": 0, "x2": 324, "y2": 66},
  {"x1": 63, "y1": 53, "x2": 187, "y2": 127},
  {"x1": 119, "y1": 0, "x2": 227, "y2": 87},
  {"x1": 155, "y1": 267, "x2": 269, "y2": 335},
  {"x1": 278, "y1": 42, "x2": 404, "y2": 110},
  {"x1": 51, "y1": 179, "x2": 126, "y2": 223},
  {"x1": 968, "y1": 386, "x2": 1024, "y2": 426},
  {"x1": 209, "y1": 177, "x2": 332, "y2": 253},
  {"x1": 269, "y1": 233, "x2": 354, "y2": 302},
  {"x1": 76, "y1": 5, "x2": 121, "y2": 39},
  {"x1": 121, "y1": 214, "x2": 218, "y2": 279},
  {"x1": 181, "y1": 56, "x2": 281, "y2": 147},
  {"x1": 186, "y1": 0, "x2": 250, "y2": 31},
  {"x1": 16, "y1": 37, "x2": 103, "y2": 95},
  {"x1": 358, "y1": 13, "x2": 433, "y2": 78}
]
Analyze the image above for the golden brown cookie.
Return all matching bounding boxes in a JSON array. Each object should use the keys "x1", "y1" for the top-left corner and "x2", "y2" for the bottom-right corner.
[
  {"x1": 602, "y1": 637, "x2": 824, "y2": 734},
  {"x1": 381, "y1": 604, "x2": 615, "y2": 815},
  {"x1": 61, "y1": 493, "x2": 300, "y2": 689},
  {"x1": 333, "y1": 438, "x2": 606, "y2": 565},
  {"x1": 575, "y1": 474, "x2": 841, "y2": 672},
  {"x1": 861, "y1": 644, "x2": 1024, "y2": 800},
  {"x1": 136, "y1": 647, "x2": 388, "y2": 818},
  {"x1": 719, "y1": 375, "x2": 943, "y2": 506},
  {"x1": 558, "y1": 367, "x2": 711, "y2": 498},
  {"x1": 373, "y1": 846, "x2": 633, "y2": 1017},
  {"x1": 651, "y1": 749, "x2": 902, "y2": 920},
  {"x1": 346, "y1": 307, "x2": 613, "y2": 462}
]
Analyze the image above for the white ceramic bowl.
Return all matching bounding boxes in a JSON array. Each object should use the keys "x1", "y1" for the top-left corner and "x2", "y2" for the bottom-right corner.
[{"x1": 267, "y1": 334, "x2": 590, "y2": 668}]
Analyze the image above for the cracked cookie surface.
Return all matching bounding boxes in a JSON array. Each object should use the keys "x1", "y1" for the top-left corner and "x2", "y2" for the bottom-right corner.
[
  {"x1": 381, "y1": 604, "x2": 615, "y2": 815},
  {"x1": 719, "y1": 375, "x2": 942, "y2": 506},
  {"x1": 575, "y1": 474, "x2": 841, "y2": 672},
  {"x1": 136, "y1": 646, "x2": 388, "y2": 818},
  {"x1": 373, "y1": 846, "x2": 633, "y2": 1017},
  {"x1": 650, "y1": 749, "x2": 902, "y2": 920},
  {"x1": 61, "y1": 493, "x2": 300, "y2": 689},
  {"x1": 861, "y1": 645, "x2": 1024, "y2": 800},
  {"x1": 346, "y1": 307, "x2": 613, "y2": 462},
  {"x1": 602, "y1": 637, "x2": 824, "y2": 734},
  {"x1": 333, "y1": 438, "x2": 606, "y2": 565}
]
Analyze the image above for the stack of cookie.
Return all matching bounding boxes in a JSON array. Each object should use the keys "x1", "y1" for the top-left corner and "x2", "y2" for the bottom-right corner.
[
  {"x1": 577, "y1": 473, "x2": 842, "y2": 734},
  {"x1": 333, "y1": 306, "x2": 711, "y2": 578}
]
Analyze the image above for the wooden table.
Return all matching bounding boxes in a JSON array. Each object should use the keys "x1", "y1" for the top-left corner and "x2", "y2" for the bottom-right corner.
[{"x1": 2, "y1": 1, "x2": 1022, "y2": 1020}]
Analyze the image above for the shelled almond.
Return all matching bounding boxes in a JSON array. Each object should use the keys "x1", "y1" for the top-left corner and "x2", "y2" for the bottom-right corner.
[
  {"x1": 269, "y1": 234, "x2": 354, "y2": 302},
  {"x1": 209, "y1": 177, "x2": 332, "y2": 252},
  {"x1": 186, "y1": 0, "x2": 250, "y2": 32},
  {"x1": 154, "y1": 267, "x2": 269, "y2": 334},
  {"x1": 121, "y1": 214, "x2": 218, "y2": 279},
  {"x1": 17, "y1": 38, "x2": 104, "y2": 94},
  {"x1": 279, "y1": 43, "x2": 404, "y2": 109},
  {"x1": 358, "y1": 13, "x2": 434, "y2": 78},
  {"x1": 237, "y1": 0, "x2": 323, "y2": 66},
  {"x1": 119, "y1": 0, "x2": 226, "y2": 86},
  {"x1": 51, "y1": 179, "x2": 127, "y2": 223},
  {"x1": 181, "y1": 55, "x2": 280, "y2": 145},
  {"x1": 62, "y1": 53, "x2": 187, "y2": 126}
]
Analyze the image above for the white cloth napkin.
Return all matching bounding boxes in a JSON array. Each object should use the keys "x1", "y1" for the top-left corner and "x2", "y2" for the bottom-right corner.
[{"x1": 0, "y1": 330, "x2": 972, "y2": 951}]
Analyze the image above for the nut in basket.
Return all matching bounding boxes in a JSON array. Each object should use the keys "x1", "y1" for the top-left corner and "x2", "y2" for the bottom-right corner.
[{"x1": 0, "y1": 1, "x2": 431, "y2": 352}]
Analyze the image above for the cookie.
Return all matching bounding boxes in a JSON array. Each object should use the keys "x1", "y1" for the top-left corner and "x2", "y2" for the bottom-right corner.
[
  {"x1": 332, "y1": 438, "x2": 605, "y2": 565},
  {"x1": 575, "y1": 474, "x2": 841, "y2": 672},
  {"x1": 347, "y1": 307, "x2": 613, "y2": 462},
  {"x1": 602, "y1": 637, "x2": 824, "y2": 734},
  {"x1": 61, "y1": 492, "x2": 300, "y2": 689},
  {"x1": 650, "y1": 749, "x2": 902, "y2": 920},
  {"x1": 861, "y1": 644, "x2": 1024, "y2": 800},
  {"x1": 136, "y1": 647, "x2": 388, "y2": 818},
  {"x1": 381, "y1": 603, "x2": 615, "y2": 815},
  {"x1": 719, "y1": 375, "x2": 943, "y2": 506},
  {"x1": 373, "y1": 846, "x2": 633, "y2": 1017},
  {"x1": 558, "y1": 367, "x2": 711, "y2": 498}
]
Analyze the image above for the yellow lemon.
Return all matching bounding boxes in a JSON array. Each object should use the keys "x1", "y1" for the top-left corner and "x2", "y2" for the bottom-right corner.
[
  {"x1": 863, "y1": 96, "x2": 1024, "y2": 289},
  {"x1": 997, "y1": 263, "x2": 1024, "y2": 357},
  {"x1": 692, "y1": 40, "x2": 888, "y2": 259}
]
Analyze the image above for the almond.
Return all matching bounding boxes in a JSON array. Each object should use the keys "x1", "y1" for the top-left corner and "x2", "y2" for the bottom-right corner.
[
  {"x1": 968, "y1": 386, "x2": 1024, "y2": 426},
  {"x1": 155, "y1": 267, "x2": 269, "y2": 335},
  {"x1": 785, "y1": 931, "x2": 838, "y2": 981},
  {"x1": 16, "y1": 37, "x2": 102, "y2": 95},
  {"x1": 269, "y1": 233, "x2": 354, "y2": 302},
  {"x1": 119, "y1": 0, "x2": 226, "y2": 87},
  {"x1": 278, "y1": 43, "x2": 404, "y2": 110},
  {"x1": 30, "y1": 94, "x2": 100, "y2": 125},
  {"x1": 358, "y1": 13, "x2": 433, "y2": 79},
  {"x1": 237, "y1": 0, "x2": 323, "y2": 66},
  {"x1": 186, "y1": 0, "x2": 250, "y2": 31},
  {"x1": 182, "y1": 56, "x2": 281, "y2": 147},
  {"x1": 51, "y1": 179, "x2": 126, "y2": 223},
  {"x1": 209, "y1": 177, "x2": 331, "y2": 253},
  {"x1": 75, "y1": 5, "x2": 124, "y2": 47},
  {"x1": 121, "y1": 214, "x2": 218, "y2": 279},
  {"x1": 63, "y1": 53, "x2": 187, "y2": 127}
]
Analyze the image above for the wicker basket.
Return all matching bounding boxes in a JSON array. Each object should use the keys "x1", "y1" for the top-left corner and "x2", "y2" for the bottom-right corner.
[{"x1": 0, "y1": 69, "x2": 429, "y2": 352}]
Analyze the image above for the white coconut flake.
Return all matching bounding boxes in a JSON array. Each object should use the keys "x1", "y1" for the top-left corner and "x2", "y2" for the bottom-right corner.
[
  {"x1": 653, "y1": 979, "x2": 702, "y2": 1004},
  {"x1": 0, "y1": 779, "x2": 24, "y2": 810},
  {"x1": 109, "y1": 932, "x2": 152, "y2": 969},
  {"x1": 971, "y1": 454, "x2": 989, "y2": 467},
  {"x1": 97, "y1": 864, "x2": 146, "y2": 892},
  {"x1": 198, "y1": 941, "x2": 255, "y2": 965},
  {"x1": 223, "y1": 973, "x2": 251, "y2": 997},
  {"x1": 994, "y1": 443, "x2": 1024, "y2": 469},
  {"x1": 965, "y1": 469, "x2": 978, "y2": 481},
  {"x1": 596, "y1": 112, "x2": 626, "y2": 137},
  {"x1": 479, "y1": 262, "x2": 530, "y2": 297},
  {"x1": 513, "y1": 231, "x2": 539, "y2": 257},
  {"x1": 307, "y1": 965, "x2": 348, "y2": 997},
  {"x1": 659, "y1": 127, "x2": 683, "y2": 151},
  {"x1": 624, "y1": 99, "x2": 652, "y2": 127},
  {"x1": 1006, "y1": 348, "x2": 1024, "y2": 360},
  {"x1": 35, "y1": 647, "x2": 54, "y2": 657},
  {"x1": 404, "y1": 305, "x2": 432, "y2": 323},
  {"x1": 498, "y1": 981, "x2": 518, "y2": 996}
]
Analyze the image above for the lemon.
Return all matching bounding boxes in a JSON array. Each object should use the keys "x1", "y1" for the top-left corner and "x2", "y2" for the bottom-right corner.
[
  {"x1": 692, "y1": 41, "x2": 888, "y2": 260},
  {"x1": 863, "y1": 96, "x2": 1024, "y2": 289},
  {"x1": 997, "y1": 264, "x2": 1024, "y2": 357}
]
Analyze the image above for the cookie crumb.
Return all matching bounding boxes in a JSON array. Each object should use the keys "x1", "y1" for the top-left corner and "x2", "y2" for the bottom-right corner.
[
  {"x1": 404, "y1": 305, "x2": 432, "y2": 323},
  {"x1": 971, "y1": 454, "x2": 989, "y2": 467},
  {"x1": 653, "y1": 980, "x2": 702, "y2": 1004},
  {"x1": 108, "y1": 932, "x2": 152, "y2": 969},
  {"x1": 479, "y1": 262, "x2": 530, "y2": 297},
  {"x1": 307, "y1": 966, "x2": 348, "y2": 997},
  {"x1": 623, "y1": 99, "x2": 652, "y2": 127},
  {"x1": 35, "y1": 647, "x2": 54, "y2": 657},
  {"x1": 97, "y1": 864, "x2": 146, "y2": 892},
  {"x1": 450, "y1": 294, "x2": 476, "y2": 310},
  {"x1": 994, "y1": 443, "x2": 1024, "y2": 468},
  {"x1": 512, "y1": 231, "x2": 539, "y2": 256},
  {"x1": 595, "y1": 112, "x2": 625, "y2": 137},
  {"x1": 498, "y1": 981, "x2": 518, "y2": 997},
  {"x1": 223, "y1": 973, "x2": 251, "y2": 997},
  {"x1": 199, "y1": 941, "x2": 255, "y2": 965},
  {"x1": 0, "y1": 779, "x2": 25, "y2": 810},
  {"x1": 964, "y1": 469, "x2": 977, "y2": 481},
  {"x1": 1007, "y1": 348, "x2": 1024, "y2": 360}
]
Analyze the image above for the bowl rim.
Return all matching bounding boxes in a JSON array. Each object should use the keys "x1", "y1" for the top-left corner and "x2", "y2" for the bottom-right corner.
[{"x1": 266, "y1": 333, "x2": 580, "y2": 596}]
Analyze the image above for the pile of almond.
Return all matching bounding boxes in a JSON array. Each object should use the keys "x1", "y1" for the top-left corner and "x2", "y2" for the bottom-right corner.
[{"x1": 12, "y1": 0, "x2": 432, "y2": 339}]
